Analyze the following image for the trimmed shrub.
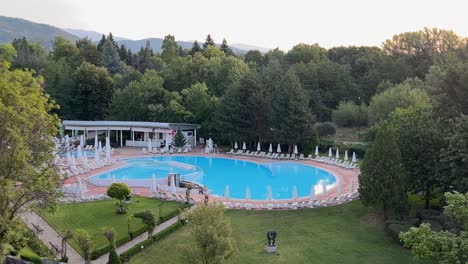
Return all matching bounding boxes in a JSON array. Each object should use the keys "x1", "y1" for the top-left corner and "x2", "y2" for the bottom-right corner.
[
  {"x1": 417, "y1": 209, "x2": 441, "y2": 220},
  {"x1": 315, "y1": 122, "x2": 337, "y2": 137},
  {"x1": 20, "y1": 248, "x2": 42, "y2": 264},
  {"x1": 407, "y1": 218, "x2": 420, "y2": 226},
  {"x1": 384, "y1": 219, "x2": 407, "y2": 226},
  {"x1": 108, "y1": 248, "x2": 122, "y2": 264},
  {"x1": 421, "y1": 220, "x2": 443, "y2": 232},
  {"x1": 387, "y1": 223, "x2": 415, "y2": 243}
]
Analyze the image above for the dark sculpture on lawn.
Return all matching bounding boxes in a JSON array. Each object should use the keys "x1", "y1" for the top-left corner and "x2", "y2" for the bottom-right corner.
[{"x1": 266, "y1": 230, "x2": 277, "y2": 246}]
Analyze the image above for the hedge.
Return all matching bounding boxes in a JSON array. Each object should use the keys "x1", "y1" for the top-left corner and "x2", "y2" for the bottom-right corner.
[
  {"x1": 120, "y1": 221, "x2": 184, "y2": 262},
  {"x1": 20, "y1": 248, "x2": 42, "y2": 264},
  {"x1": 159, "y1": 204, "x2": 190, "y2": 223},
  {"x1": 91, "y1": 205, "x2": 190, "y2": 260},
  {"x1": 387, "y1": 223, "x2": 415, "y2": 243}
]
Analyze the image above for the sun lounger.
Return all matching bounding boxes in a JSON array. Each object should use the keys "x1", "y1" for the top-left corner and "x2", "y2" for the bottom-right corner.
[
  {"x1": 142, "y1": 148, "x2": 148, "y2": 155},
  {"x1": 279, "y1": 154, "x2": 285, "y2": 159},
  {"x1": 290, "y1": 154, "x2": 296, "y2": 160},
  {"x1": 284, "y1": 154, "x2": 290, "y2": 159},
  {"x1": 243, "y1": 150, "x2": 250, "y2": 156},
  {"x1": 298, "y1": 154, "x2": 305, "y2": 160}
]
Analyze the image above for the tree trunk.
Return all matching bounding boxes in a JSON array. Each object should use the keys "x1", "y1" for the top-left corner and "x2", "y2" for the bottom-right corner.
[{"x1": 424, "y1": 189, "x2": 430, "y2": 209}]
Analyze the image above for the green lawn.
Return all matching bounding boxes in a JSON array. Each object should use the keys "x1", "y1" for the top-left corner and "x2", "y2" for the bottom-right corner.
[
  {"x1": 128, "y1": 201, "x2": 420, "y2": 264},
  {"x1": 38, "y1": 197, "x2": 186, "y2": 252}
]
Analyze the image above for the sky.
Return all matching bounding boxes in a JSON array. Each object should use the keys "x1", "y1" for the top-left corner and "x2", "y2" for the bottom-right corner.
[{"x1": 1, "y1": 0, "x2": 467, "y2": 50}]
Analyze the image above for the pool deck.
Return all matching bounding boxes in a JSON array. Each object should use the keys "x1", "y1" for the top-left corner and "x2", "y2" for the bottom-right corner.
[{"x1": 62, "y1": 147, "x2": 360, "y2": 205}]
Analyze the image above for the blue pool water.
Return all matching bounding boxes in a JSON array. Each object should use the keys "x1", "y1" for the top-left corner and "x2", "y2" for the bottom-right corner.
[{"x1": 91, "y1": 156, "x2": 336, "y2": 200}]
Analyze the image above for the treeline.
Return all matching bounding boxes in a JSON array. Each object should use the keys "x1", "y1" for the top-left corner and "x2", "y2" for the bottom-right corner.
[{"x1": 2, "y1": 28, "x2": 468, "y2": 151}]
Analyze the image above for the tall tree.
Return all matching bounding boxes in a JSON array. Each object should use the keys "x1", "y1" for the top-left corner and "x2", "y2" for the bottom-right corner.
[
  {"x1": 203, "y1": 34, "x2": 215, "y2": 49},
  {"x1": 50, "y1": 36, "x2": 80, "y2": 64},
  {"x1": 161, "y1": 35, "x2": 179, "y2": 63},
  {"x1": 100, "y1": 39, "x2": 124, "y2": 74},
  {"x1": 108, "y1": 70, "x2": 171, "y2": 121},
  {"x1": 271, "y1": 71, "x2": 314, "y2": 149},
  {"x1": 180, "y1": 204, "x2": 237, "y2": 264},
  {"x1": 11, "y1": 37, "x2": 47, "y2": 73},
  {"x1": 244, "y1": 50, "x2": 264, "y2": 65},
  {"x1": 220, "y1": 38, "x2": 232, "y2": 55},
  {"x1": 383, "y1": 28, "x2": 466, "y2": 78},
  {"x1": 76, "y1": 38, "x2": 100, "y2": 65},
  {"x1": 387, "y1": 106, "x2": 446, "y2": 208},
  {"x1": 73, "y1": 62, "x2": 114, "y2": 120},
  {"x1": 285, "y1": 43, "x2": 328, "y2": 64},
  {"x1": 359, "y1": 124, "x2": 407, "y2": 219},
  {"x1": 437, "y1": 115, "x2": 468, "y2": 193},
  {"x1": 190, "y1": 40, "x2": 202, "y2": 55},
  {"x1": 368, "y1": 78, "x2": 430, "y2": 125},
  {"x1": 426, "y1": 46, "x2": 468, "y2": 120},
  {"x1": 0, "y1": 63, "x2": 61, "y2": 257}
]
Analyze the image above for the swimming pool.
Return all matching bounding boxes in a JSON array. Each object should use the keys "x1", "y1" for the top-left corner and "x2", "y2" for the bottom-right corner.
[{"x1": 90, "y1": 156, "x2": 336, "y2": 200}]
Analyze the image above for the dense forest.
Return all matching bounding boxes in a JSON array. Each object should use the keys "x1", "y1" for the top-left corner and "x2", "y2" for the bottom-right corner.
[{"x1": 1, "y1": 28, "x2": 468, "y2": 154}]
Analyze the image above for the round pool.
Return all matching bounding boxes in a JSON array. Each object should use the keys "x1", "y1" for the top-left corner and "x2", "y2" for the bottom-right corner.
[{"x1": 90, "y1": 156, "x2": 336, "y2": 200}]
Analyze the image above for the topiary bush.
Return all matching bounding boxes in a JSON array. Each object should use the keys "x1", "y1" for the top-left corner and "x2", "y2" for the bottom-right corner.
[
  {"x1": 315, "y1": 122, "x2": 337, "y2": 137},
  {"x1": 20, "y1": 248, "x2": 42, "y2": 264},
  {"x1": 387, "y1": 223, "x2": 415, "y2": 243},
  {"x1": 417, "y1": 209, "x2": 441, "y2": 220},
  {"x1": 420, "y1": 220, "x2": 443, "y2": 232},
  {"x1": 108, "y1": 248, "x2": 122, "y2": 264}
]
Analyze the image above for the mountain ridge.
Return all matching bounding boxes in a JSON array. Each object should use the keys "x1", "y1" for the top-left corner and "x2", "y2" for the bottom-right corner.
[
  {"x1": 0, "y1": 15, "x2": 78, "y2": 49},
  {"x1": 0, "y1": 15, "x2": 271, "y2": 53}
]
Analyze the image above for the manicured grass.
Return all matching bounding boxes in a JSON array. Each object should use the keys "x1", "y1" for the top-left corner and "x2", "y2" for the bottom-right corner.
[
  {"x1": 38, "y1": 197, "x2": 186, "y2": 253},
  {"x1": 128, "y1": 201, "x2": 419, "y2": 264}
]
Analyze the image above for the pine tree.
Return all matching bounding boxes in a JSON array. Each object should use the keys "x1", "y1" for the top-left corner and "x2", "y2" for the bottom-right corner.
[
  {"x1": 118, "y1": 44, "x2": 127, "y2": 61},
  {"x1": 203, "y1": 34, "x2": 215, "y2": 49},
  {"x1": 97, "y1": 34, "x2": 106, "y2": 51},
  {"x1": 172, "y1": 129, "x2": 187, "y2": 149},
  {"x1": 191, "y1": 40, "x2": 202, "y2": 55},
  {"x1": 359, "y1": 124, "x2": 407, "y2": 219},
  {"x1": 220, "y1": 38, "x2": 232, "y2": 55}
]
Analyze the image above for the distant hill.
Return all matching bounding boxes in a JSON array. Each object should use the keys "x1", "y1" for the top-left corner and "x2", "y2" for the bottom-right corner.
[
  {"x1": 0, "y1": 16, "x2": 78, "y2": 49},
  {"x1": 63, "y1": 28, "x2": 130, "y2": 42},
  {"x1": 0, "y1": 16, "x2": 271, "y2": 54},
  {"x1": 115, "y1": 38, "x2": 249, "y2": 54},
  {"x1": 64, "y1": 29, "x2": 271, "y2": 54},
  {"x1": 231, "y1": 43, "x2": 271, "y2": 53}
]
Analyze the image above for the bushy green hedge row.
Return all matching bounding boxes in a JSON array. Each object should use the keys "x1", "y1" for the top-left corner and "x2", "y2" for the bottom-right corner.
[
  {"x1": 90, "y1": 204, "x2": 190, "y2": 260},
  {"x1": 20, "y1": 248, "x2": 42, "y2": 264},
  {"x1": 159, "y1": 204, "x2": 189, "y2": 223},
  {"x1": 120, "y1": 221, "x2": 184, "y2": 262}
]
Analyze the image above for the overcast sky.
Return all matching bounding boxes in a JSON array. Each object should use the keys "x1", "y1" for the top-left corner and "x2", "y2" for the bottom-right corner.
[{"x1": 1, "y1": 0, "x2": 467, "y2": 50}]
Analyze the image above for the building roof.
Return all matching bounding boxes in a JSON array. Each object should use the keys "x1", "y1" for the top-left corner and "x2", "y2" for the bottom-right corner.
[{"x1": 62, "y1": 120, "x2": 200, "y2": 131}]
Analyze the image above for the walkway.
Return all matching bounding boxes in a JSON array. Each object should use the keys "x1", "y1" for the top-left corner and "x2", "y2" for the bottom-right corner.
[
  {"x1": 21, "y1": 204, "x2": 193, "y2": 264},
  {"x1": 92, "y1": 210, "x2": 183, "y2": 264},
  {"x1": 20, "y1": 211, "x2": 83, "y2": 264}
]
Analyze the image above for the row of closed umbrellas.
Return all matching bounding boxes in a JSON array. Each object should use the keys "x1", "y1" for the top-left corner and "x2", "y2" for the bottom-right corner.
[
  {"x1": 224, "y1": 179, "x2": 356, "y2": 200},
  {"x1": 233, "y1": 142, "x2": 357, "y2": 162},
  {"x1": 234, "y1": 142, "x2": 300, "y2": 154}
]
